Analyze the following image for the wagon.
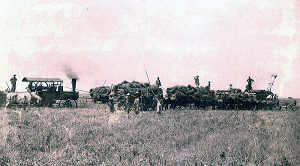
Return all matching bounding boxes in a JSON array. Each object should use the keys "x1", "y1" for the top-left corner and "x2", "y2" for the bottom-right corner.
[{"x1": 90, "y1": 81, "x2": 163, "y2": 112}]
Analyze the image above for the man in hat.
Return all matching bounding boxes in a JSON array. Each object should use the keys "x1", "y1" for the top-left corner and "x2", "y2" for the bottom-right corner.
[
  {"x1": 194, "y1": 75, "x2": 200, "y2": 87},
  {"x1": 246, "y1": 76, "x2": 254, "y2": 92},
  {"x1": 10, "y1": 74, "x2": 17, "y2": 92},
  {"x1": 156, "y1": 77, "x2": 161, "y2": 87},
  {"x1": 108, "y1": 96, "x2": 115, "y2": 113},
  {"x1": 156, "y1": 97, "x2": 162, "y2": 115},
  {"x1": 27, "y1": 82, "x2": 33, "y2": 92}
]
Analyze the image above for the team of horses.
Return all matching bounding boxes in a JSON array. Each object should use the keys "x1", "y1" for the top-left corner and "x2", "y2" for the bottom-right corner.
[{"x1": 5, "y1": 92, "x2": 42, "y2": 109}]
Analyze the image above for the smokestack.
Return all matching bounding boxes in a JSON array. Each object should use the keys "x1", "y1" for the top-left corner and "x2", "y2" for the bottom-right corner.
[{"x1": 71, "y1": 78, "x2": 76, "y2": 92}]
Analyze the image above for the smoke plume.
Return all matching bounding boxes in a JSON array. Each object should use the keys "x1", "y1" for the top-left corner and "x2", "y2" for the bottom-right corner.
[{"x1": 63, "y1": 64, "x2": 79, "y2": 80}]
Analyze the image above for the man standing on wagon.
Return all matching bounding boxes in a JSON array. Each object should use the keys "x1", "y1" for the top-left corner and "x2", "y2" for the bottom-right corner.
[
  {"x1": 10, "y1": 74, "x2": 17, "y2": 92},
  {"x1": 194, "y1": 75, "x2": 200, "y2": 88},
  {"x1": 245, "y1": 76, "x2": 254, "y2": 92},
  {"x1": 156, "y1": 77, "x2": 161, "y2": 87}
]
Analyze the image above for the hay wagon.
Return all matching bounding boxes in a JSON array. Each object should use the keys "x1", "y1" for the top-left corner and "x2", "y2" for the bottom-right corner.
[{"x1": 90, "y1": 81, "x2": 163, "y2": 112}]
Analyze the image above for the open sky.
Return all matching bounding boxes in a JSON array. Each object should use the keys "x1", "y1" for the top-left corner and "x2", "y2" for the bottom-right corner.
[{"x1": 0, "y1": 0, "x2": 299, "y2": 98}]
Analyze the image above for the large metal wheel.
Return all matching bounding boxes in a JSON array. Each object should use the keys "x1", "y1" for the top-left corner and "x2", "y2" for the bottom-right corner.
[
  {"x1": 66, "y1": 99, "x2": 77, "y2": 108},
  {"x1": 58, "y1": 99, "x2": 77, "y2": 108},
  {"x1": 58, "y1": 100, "x2": 64, "y2": 107}
]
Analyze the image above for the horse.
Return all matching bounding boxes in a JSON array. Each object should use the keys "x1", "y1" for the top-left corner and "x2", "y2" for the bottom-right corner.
[{"x1": 6, "y1": 92, "x2": 42, "y2": 109}]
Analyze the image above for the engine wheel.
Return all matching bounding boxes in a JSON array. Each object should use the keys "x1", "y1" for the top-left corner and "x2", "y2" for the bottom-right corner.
[
  {"x1": 66, "y1": 99, "x2": 77, "y2": 108},
  {"x1": 57, "y1": 99, "x2": 78, "y2": 108}
]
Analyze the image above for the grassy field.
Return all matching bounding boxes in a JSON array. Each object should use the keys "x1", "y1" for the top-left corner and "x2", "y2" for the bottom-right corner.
[{"x1": 0, "y1": 103, "x2": 299, "y2": 165}]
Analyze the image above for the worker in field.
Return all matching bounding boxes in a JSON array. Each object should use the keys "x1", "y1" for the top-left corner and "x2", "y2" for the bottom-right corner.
[
  {"x1": 133, "y1": 97, "x2": 140, "y2": 114},
  {"x1": 108, "y1": 96, "x2": 115, "y2": 113},
  {"x1": 157, "y1": 97, "x2": 162, "y2": 115},
  {"x1": 194, "y1": 75, "x2": 200, "y2": 87},
  {"x1": 125, "y1": 93, "x2": 134, "y2": 114},
  {"x1": 10, "y1": 74, "x2": 17, "y2": 92},
  {"x1": 156, "y1": 77, "x2": 161, "y2": 87}
]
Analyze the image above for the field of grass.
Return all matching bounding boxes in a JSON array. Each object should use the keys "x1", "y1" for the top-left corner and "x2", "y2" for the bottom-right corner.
[{"x1": 0, "y1": 103, "x2": 299, "y2": 165}]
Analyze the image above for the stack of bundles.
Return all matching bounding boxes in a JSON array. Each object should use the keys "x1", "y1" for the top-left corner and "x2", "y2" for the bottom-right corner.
[
  {"x1": 166, "y1": 85, "x2": 213, "y2": 99},
  {"x1": 166, "y1": 85, "x2": 195, "y2": 98},
  {"x1": 242, "y1": 92, "x2": 257, "y2": 102},
  {"x1": 113, "y1": 80, "x2": 162, "y2": 97},
  {"x1": 146, "y1": 85, "x2": 163, "y2": 96},
  {"x1": 90, "y1": 86, "x2": 112, "y2": 97}
]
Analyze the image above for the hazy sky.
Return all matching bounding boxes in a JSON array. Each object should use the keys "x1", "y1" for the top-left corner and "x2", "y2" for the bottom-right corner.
[{"x1": 1, "y1": 0, "x2": 299, "y2": 98}]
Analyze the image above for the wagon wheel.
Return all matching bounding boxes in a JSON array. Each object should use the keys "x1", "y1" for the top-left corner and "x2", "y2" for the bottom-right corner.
[{"x1": 66, "y1": 99, "x2": 78, "y2": 108}]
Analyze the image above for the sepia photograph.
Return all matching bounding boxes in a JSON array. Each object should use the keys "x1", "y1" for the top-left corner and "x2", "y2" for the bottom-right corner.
[{"x1": 0, "y1": 0, "x2": 299, "y2": 165}]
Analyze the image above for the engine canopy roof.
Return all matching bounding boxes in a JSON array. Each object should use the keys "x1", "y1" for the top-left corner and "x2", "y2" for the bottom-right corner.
[{"x1": 22, "y1": 77, "x2": 63, "y2": 83}]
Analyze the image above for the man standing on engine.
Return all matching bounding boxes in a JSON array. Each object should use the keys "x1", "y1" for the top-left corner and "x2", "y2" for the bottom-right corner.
[{"x1": 10, "y1": 74, "x2": 17, "y2": 92}]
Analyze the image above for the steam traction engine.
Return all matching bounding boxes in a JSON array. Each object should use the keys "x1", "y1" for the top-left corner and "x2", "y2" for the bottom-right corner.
[{"x1": 22, "y1": 77, "x2": 79, "y2": 108}]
